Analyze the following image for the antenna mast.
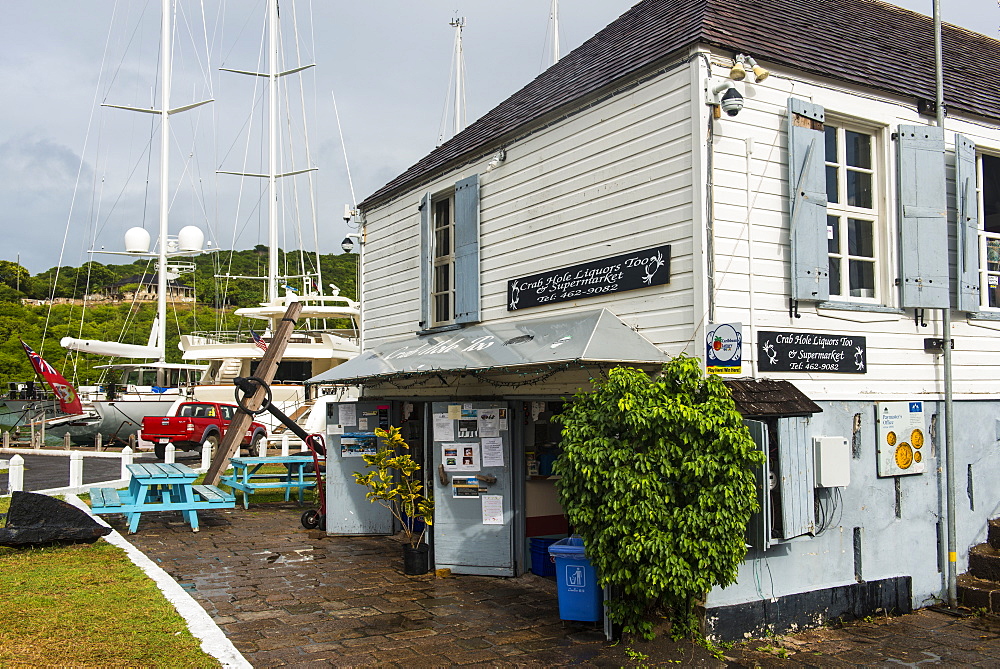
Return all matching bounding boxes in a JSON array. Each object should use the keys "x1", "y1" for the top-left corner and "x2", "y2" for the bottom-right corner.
[
  {"x1": 550, "y1": 0, "x2": 560, "y2": 65},
  {"x1": 450, "y1": 16, "x2": 467, "y2": 135}
]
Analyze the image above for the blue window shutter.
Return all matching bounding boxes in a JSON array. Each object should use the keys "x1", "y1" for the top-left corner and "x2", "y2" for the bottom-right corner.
[
  {"x1": 787, "y1": 98, "x2": 829, "y2": 302},
  {"x1": 955, "y1": 134, "x2": 980, "y2": 312},
  {"x1": 744, "y1": 420, "x2": 771, "y2": 549},
  {"x1": 419, "y1": 193, "x2": 432, "y2": 329},
  {"x1": 777, "y1": 416, "x2": 814, "y2": 540},
  {"x1": 897, "y1": 125, "x2": 948, "y2": 308},
  {"x1": 453, "y1": 174, "x2": 481, "y2": 324}
]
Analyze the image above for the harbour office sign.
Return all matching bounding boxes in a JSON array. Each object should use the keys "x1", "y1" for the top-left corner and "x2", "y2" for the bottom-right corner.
[
  {"x1": 507, "y1": 245, "x2": 671, "y2": 311},
  {"x1": 757, "y1": 330, "x2": 867, "y2": 373}
]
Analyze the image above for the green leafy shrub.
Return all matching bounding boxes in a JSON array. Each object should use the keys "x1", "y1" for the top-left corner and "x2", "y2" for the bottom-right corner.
[
  {"x1": 353, "y1": 426, "x2": 434, "y2": 548},
  {"x1": 553, "y1": 355, "x2": 763, "y2": 640}
]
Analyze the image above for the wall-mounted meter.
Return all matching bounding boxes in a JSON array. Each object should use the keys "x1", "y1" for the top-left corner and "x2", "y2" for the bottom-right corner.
[{"x1": 813, "y1": 436, "x2": 850, "y2": 487}]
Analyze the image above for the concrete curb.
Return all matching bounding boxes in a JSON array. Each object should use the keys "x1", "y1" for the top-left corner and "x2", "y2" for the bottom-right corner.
[{"x1": 65, "y1": 494, "x2": 251, "y2": 669}]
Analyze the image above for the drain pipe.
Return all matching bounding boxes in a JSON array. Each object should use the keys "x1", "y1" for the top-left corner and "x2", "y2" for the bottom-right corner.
[{"x1": 932, "y1": 0, "x2": 957, "y2": 608}]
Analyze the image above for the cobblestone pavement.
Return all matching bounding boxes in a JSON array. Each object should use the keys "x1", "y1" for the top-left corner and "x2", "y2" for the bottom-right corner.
[
  {"x1": 113, "y1": 503, "x2": 608, "y2": 667},
  {"x1": 104, "y1": 502, "x2": 1000, "y2": 667}
]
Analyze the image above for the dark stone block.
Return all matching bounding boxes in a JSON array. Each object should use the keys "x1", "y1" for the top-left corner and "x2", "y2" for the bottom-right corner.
[
  {"x1": 706, "y1": 576, "x2": 912, "y2": 641},
  {"x1": 0, "y1": 491, "x2": 112, "y2": 547}
]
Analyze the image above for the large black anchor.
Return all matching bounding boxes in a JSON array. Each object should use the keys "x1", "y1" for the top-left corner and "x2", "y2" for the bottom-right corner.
[{"x1": 233, "y1": 376, "x2": 328, "y2": 530}]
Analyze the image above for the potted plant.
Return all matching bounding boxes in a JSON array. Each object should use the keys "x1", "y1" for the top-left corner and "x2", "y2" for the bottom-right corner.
[{"x1": 353, "y1": 426, "x2": 434, "y2": 575}]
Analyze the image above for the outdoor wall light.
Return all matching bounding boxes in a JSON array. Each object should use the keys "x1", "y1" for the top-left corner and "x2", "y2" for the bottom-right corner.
[
  {"x1": 730, "y1": 54, "x2": 747, "y2": 81},
  {"x1": 745, "y1": 55, "x2": 769, "y2": 83},
  {"x1": 731, "y1": 54, "x2": 770, "y2": 84}
]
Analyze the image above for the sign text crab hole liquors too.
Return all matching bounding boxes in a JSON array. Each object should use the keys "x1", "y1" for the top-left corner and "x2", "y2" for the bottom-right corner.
[
  {"x1": 507, "y1": 246, "x2": 671, "y2": 311},
  {"x1": 757, "y1": 330, "x2": 867, "y2": 373}
]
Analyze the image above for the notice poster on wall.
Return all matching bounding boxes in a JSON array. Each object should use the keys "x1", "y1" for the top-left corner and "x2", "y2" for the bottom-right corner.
[
  {"x1": 481, "y1": 495, "x2": 504, "y2": 524},
  {"x1": 452, "y1": 476, "x2": 480, "y2": 498},
  {"x1": 477, "y1": 409, "x2": 500, "y2": 437},
  {"x1": 338, "y1": 404, "x2": 356, "y2": 427},
  {"x1": 442, "y1": 442, "x2": 479, "y2": 471},
  {"x1": 498, "y1": 408, "x2": 509, "y2": 432},
  {"x1": 876, "y1": 401, "x2": 927, "y2": 477},
  {"x1": 481, "y1": 437, "x2": 504, "y2": 467},
  {"x1": 433, "y1": 413, "x2": 454, "y2": 441}
]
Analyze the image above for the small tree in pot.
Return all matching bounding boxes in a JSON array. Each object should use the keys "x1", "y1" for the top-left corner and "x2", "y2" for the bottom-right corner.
[{"x1": 353, "y1": 426, "x2": 434, "y2": 574}]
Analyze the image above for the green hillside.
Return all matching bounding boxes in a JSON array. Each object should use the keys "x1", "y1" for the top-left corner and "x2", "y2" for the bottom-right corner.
[{"x1": 0, "y1": 248, "x2": 356, "y2": 388}]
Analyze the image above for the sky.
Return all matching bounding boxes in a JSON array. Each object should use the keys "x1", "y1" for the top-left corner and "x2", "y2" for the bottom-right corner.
[{"x1": 0, "y1": 1, "x2": 991, "y2": 275}]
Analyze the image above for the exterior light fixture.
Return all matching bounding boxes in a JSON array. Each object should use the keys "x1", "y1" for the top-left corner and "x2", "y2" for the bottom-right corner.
[{"x1": 745, "y1": 55, "x2": 769, "y2": 83}]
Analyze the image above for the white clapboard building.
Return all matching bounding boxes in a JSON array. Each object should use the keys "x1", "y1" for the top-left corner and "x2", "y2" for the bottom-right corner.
[{"x1": 312, "y1": 0, "x2": 1000, "y2": 638}]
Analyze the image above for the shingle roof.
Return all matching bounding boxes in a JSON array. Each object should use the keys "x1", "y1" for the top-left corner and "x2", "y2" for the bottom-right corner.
[
  {"x1": 724, "y1": 379, "x2": 822, "y2": 417},
  {"x1": 361, "y1": 0, "x2": 999, "y2": 210}
]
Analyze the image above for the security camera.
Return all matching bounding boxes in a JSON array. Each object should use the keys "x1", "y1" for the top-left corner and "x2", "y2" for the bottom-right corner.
[{"x1": 720, "y1": 87, "x2": 744, "y2": 116}]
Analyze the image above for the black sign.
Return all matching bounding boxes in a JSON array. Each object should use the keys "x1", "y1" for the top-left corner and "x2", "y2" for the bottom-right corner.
[
  {"x1": 757, "y1": 330, "x2": 867, "y2": 373},
  {"x1": 507, "y1": 245, "x2": 671, "y2": 311}
]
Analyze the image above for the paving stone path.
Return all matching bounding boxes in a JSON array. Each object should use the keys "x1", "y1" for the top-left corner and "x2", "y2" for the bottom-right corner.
[
  {"x1": 102, "y1": 501, "x2": 1000, "y2": 667},
  {"x1": 115, "y1": 503, "x2": 607, "y2": 666}
]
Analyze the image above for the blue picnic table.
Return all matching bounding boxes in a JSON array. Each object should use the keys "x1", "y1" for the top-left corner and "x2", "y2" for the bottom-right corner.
[
  {"x1": 89, "y1": 462, "x2": 235, "y2": 533},
  {"x1": 221, "y1": 455, "x2": 320, "y2": 509}
]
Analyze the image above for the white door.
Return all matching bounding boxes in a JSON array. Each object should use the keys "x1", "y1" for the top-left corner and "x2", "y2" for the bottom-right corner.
[
  {"x1": 324, "y1": 401, "x2": 393, "y2": 535},
  {"x1": 430, "y1": 401, "x2": 514, "y2": 576}
]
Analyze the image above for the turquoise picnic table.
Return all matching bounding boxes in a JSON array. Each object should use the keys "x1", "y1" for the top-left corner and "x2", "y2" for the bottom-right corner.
[
  {"x1": 221, "y1": 455, "x2": 321, "y2": 509},
  {"x1": 89, "y1": 462, "x2": 235, "y2": 533}
]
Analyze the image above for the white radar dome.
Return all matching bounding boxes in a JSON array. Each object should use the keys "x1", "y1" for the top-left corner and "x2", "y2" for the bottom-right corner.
[
  {"x1": 124, "y1": 227, "x2": 151, "y2": 253},
  {"x1": 177, "y1": 226, "x2": 205, "y2": 252}
]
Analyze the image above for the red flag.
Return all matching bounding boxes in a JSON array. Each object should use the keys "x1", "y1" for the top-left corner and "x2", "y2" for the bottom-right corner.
[{"x1": 20, "y1": 340, "x2": 84, "y2": 415}]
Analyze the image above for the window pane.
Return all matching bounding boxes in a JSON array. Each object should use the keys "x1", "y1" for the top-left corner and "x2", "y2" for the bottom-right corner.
[
  {"x1": 829, "y1": 258, "x2": 842, "y2": 296},
  {"x1": 827, "y1": 216, "x2": 840, "y2": 254},
  {"x1": 434, "y1": 200, "x2": 450, "y2": 227},
  {"x1": 847, "y1": 218, "x2": 874, "y2": 257},
  {"x1": 845, "y1": 131, "x2": 871, "y2": 169},
  {"x1": 825, "y1": 126, "x2": 837, "y2": 162},
  {"x1": 847, "y1": 170, "x2": 873, "y2": 209},
  {"x1": 434, "y1": 264, "x2": 450, "y2": 292},
  {"x1": 848, "y1": 259, "x2": 875, "y2": 297},
  {"x1": 990, "y1": 274, "x2": 1000, "y2": 309},
  {"x1": 434, "y1": 294, "x2": 451, "y2": 322},
  {"x1": 826, "y1": 166, "x2": 839, "y2": 204},
  {"x1": 434, "y1": 227, "x2": 450, "y2": 258}
]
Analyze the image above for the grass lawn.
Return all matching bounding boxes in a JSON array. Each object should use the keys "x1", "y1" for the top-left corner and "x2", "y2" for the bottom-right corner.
[{"x1": 0, "y1": 495, "x2": 219, "y2": 666}]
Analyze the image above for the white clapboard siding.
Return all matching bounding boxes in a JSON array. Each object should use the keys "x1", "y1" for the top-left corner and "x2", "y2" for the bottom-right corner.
[{"x1": 361, "y1": 61, "x2": 697, "y2": 350}]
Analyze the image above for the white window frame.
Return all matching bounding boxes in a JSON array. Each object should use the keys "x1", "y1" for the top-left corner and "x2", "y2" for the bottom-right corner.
[
  {"x1": 431, "y1": 192, "x2": 456, "y2": 326},
  {"x1": 977, "y1": 153, "x2": 1000, "y2": 311},
  {"x1": 824, "y1": 118, "x2": 884, "y2": 304}
]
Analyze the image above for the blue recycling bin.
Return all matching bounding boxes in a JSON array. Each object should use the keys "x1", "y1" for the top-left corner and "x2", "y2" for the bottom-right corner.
[{"x1": 548, "y1": 535, "x2": 602, "y2": 622}]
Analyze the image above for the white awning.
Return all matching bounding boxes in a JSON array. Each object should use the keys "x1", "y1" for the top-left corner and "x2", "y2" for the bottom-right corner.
[{"x1": 307, "y1": 309, "x2": 666, "y2": 385}]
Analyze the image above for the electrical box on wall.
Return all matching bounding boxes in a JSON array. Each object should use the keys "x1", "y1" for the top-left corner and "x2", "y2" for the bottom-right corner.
[{"x1": 813, "y1": 436, "x2": 850, "y2": 487}]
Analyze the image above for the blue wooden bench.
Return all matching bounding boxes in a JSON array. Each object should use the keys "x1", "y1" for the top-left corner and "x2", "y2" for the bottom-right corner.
[{"x1": 88, "y1": 462, "x2": 236, "y2": 533}]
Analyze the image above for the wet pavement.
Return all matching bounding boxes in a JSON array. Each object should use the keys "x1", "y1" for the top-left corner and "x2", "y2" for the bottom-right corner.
[
  {"x1": 96, "y1": 501, "x2": 1000, "y2": 667},
  {"x1": 112, "y1": 503, "x2": 608, "y2": 666}
]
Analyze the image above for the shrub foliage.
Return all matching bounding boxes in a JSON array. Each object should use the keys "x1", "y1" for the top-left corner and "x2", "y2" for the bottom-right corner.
[{"x1": 553, "y1": 356, "x2": 763, "y2": 640}]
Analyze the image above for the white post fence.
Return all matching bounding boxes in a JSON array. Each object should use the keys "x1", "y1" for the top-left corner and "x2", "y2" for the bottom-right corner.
[
  {"x1": 165, "y1": 443, "x2": 176, "y2": 464},
  {"x1": 120, "y1": 446, "x2": 134, "y2": 479},
  {"x1": 69, "y1": 452, "x2": 83, "y2": 490},
  {"x1": 8, "y1": 454, "x2": 24, "y2": 493},
  {"x1": 201, "y1": 442, "x2": 212, "y2": 470},
  {"x1": 281, "y1": 433, "x2": 290, "y2": 457}
]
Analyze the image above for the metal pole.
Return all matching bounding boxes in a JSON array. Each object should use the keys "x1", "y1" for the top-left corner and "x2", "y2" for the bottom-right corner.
[
  {"x1": 268, "y1": 0, "x2": 279, "y2": 303},
  {"x1": 932, "y1": 0, "x2": 957, "y2": 608},
  {"x1": 157, "y1": 0, "x2": 171, "y2": 368}
]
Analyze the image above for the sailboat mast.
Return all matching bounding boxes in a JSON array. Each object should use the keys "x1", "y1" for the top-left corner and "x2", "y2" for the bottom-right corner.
[
  {"x1": 267, "y1": 0, "x2": 280, "y2": 304},
  {"x1": 157, "y1": 0, "x2": 172, "y2": 367}
]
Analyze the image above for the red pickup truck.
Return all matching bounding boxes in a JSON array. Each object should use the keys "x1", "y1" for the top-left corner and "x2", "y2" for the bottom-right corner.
[{"x1": 142, "y1": 401, "x2": 267, "y2": 460}]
